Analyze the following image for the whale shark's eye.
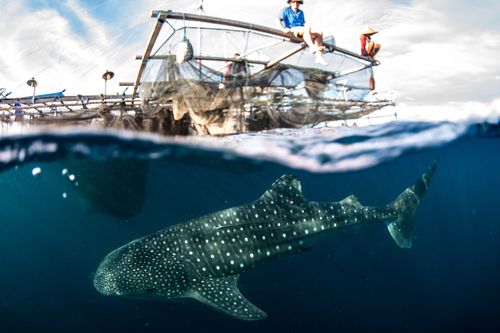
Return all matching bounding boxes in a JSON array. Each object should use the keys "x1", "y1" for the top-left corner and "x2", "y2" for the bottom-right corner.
[{"x1": 145, "y1": 288, "x2": 157, "y2": 293}]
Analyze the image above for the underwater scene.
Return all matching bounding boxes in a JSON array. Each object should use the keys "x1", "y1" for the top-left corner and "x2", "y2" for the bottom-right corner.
[{"x1": 1, "y1": 120, "x2": 500, "y2": 333}]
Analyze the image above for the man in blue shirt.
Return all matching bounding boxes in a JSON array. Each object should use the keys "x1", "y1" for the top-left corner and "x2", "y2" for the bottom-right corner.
[{"x1": 278, "y1": 0, "x2": 327, "y2": 65}]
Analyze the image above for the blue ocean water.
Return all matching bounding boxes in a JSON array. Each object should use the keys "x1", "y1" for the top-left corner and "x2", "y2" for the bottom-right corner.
[{"x1": 0, "y1": 120, "x2": 499, "y2": 332}]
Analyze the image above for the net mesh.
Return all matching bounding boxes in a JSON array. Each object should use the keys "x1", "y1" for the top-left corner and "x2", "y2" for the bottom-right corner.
[{"x1": 140, "y1": 23, "x2": 388, "y2": 135}]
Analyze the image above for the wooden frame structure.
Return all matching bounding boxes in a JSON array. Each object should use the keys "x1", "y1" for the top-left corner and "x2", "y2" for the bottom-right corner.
[
  {"x1": 0, "y1": 94, "x2": 139, "y2": 115},
  {"x1": 0, "y1": 9, "x2": 393, "y2": 134},
  {"x1": 131, "y1": 10, "x2": 378, "y2": 95}
]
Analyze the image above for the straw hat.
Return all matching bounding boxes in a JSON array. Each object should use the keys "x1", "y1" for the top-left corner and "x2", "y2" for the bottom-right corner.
[{"x1": 361, "y1": 27, "x2": 378, "y2": 35}]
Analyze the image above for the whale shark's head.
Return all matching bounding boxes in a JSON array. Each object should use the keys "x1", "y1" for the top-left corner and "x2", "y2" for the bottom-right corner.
[{"x1": 94, "y1": 237, "x2": 188, "y2": 299}]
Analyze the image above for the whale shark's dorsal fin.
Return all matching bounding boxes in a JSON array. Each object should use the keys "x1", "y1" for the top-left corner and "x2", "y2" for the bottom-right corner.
[
  {"x1": 185, "y1": 275, "x2": 267, "y2": 321},
  {"x1": 340, "y1": 195, "x2": 362, "y2": 206},
  {"x1": 260, "y1": 174, "x2": 306, "y2": 206}
]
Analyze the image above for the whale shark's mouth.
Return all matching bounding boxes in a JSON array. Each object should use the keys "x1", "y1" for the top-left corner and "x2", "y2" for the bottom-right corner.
[
  {"x1": 119, "y1": 289, "x2": 167, "y2": 301},
  {"x1": 93, "y1": 267, "x2": 118, "y2": 296}
]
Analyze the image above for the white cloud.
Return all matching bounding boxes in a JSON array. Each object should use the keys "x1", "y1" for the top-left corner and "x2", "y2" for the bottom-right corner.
[
  {"x1": 0, "y1": 0, "x2": 499, "y2": 122},
  {"x1": 137, "y1": 0, "x2": 500, "y2": 108},
  {"x1": 0, "y1": 0, "x2": 148, "y2": 97},
  {"x1": 396, "y1": 97, "x2": 500, "y2": 123}
]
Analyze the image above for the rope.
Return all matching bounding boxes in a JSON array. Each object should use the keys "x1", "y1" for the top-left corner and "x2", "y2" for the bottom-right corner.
[{"x1": 2, "y1": 1, "x2": 161, "y2": 96}]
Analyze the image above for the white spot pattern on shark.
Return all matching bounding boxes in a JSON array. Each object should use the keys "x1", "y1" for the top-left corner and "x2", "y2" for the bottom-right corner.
[{"x1": 94, "y1": 161, "x2": 437, "y2": 320}]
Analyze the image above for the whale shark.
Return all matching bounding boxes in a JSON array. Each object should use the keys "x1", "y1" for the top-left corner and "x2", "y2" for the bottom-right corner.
[{"x1": 94, "y1": 161, "x2": 436, "y2": 320}]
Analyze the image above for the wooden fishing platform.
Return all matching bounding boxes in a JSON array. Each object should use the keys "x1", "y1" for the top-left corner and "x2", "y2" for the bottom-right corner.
[{"x1": 0, "y1": 8, "x2": 396, "y2": 135}]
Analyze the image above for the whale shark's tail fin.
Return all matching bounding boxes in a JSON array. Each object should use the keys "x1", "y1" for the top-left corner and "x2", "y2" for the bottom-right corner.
[{"x1": 386, "y1": 159, "x2": 438, "y2": 248}]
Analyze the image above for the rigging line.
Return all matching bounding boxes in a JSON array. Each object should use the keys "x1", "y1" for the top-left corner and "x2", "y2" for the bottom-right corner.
[
  {"x1": 151, "y1": 32, "x2": 176, "y2": 58},
  {"x1": 83, "y1": 24, "x2": 150, "y2": 74},
  {"x1": 162, "y1": 0, "x2": 198, "y2": 13},
  {"x1": 9, "y1": 67, "x2": 54, "y2": 96},
  {"x1": 150, "y1": 21, "x2": 177, "y2": 58},
  {"x1": 53, "y1": 23, "x2": 148, "y2": 89},
  {"x1": 78, "y1": 15, "x2": 152, "y2": 66},
  {"x1": 103, "y1": 28, "x2": 148, "y2": 66},
  {"x1": 0, "y1": 7, "x2": 150, "y2": 73},
  {"x1": 8, "y1": 18, "x2": 149, "y2": 96},
  {"x1": 90, "y1": 18, "x2": 151, "y2": 66}
]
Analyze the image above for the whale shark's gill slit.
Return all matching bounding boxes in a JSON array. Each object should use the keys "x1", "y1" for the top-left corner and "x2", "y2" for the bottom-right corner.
[{"x1": 214, "y1": 224, "x2": 244, "y2": 231}]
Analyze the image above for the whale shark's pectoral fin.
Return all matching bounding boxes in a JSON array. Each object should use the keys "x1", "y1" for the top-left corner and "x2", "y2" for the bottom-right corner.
[{"x1": 185, "y1": 275, "x2": 267, "y2": 321}]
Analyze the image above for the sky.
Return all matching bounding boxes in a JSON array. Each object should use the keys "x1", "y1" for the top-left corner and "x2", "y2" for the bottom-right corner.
[{"x1": 0, "y1": 0, "x2": 499, "y2": 121}]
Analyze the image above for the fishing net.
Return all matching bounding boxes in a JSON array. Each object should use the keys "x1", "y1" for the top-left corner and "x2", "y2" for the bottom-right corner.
[{"x1": 139, "y1": 22, "x2": 391, "y2": 135}]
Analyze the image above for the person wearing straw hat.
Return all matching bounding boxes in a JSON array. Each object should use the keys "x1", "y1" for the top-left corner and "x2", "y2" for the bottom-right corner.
[
  {"x1": 360, "y1": 27, "x2": 381, "y2": 60},
  {"x1": 278, "y1": 0, "x2": 328, "y2": 65}
]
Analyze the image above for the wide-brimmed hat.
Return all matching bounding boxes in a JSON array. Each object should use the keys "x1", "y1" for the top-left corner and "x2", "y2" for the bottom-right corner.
[{"x1": 361, "y1": 27, "x2": 378, "y2": 35}]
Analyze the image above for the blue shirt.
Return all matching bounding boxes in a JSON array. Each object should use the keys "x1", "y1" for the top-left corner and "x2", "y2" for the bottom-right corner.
[{"x1": 280, "y1": 7, "x2": 305, "y2": 28}]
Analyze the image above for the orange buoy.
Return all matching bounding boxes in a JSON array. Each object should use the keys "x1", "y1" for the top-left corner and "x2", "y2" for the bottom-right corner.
[{"x1": 369, "y1": 76, "x2": 375, "y2": 91}]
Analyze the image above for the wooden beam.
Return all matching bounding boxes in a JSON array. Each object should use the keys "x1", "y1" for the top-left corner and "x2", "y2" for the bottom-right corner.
[
  {"x1": 153, "y1": 10, "x2": 303, "y2": 42},
  {"x1": 0, "y1": 95, "x2": 137, "y2": 105},
  {"x1": 0, "y1": 96, "x2": 141, "y2": 112},
  {"x1": 136, "y1": 54, "x2": 269, "y2": 65},
  {"x1": 251, "y1": 42, "x2": 307, "y2": 77},
  {"x1": 152, "y1": 10, "x2": 376, "y2": 64},
  {"x1": 60, "y1": 100, "x2": 73, "y2": 112},
  {"x1": 132, "y1": 16, "x2": 166, "y2": 97}
]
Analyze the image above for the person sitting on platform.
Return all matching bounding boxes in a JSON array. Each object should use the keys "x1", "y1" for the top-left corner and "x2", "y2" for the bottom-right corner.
[
  {"x1": 278, "y1": 0, "x2": 328, "y2": 65},
  {"x1": 360, "y1": 27, "x2": 381, "y2": 60},
  {"x1": 223, "y1": 53, "x2": 247, "y2": 81}
]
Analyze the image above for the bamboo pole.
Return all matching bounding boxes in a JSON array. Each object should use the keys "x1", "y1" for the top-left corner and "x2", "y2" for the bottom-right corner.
[
  {"x1": 152, "y1": 11, "x2": 376, "y2": 64},
  {"x1": 132, "y1": 14, "x2": 166, "y2": 97},
  {"x1": 251, "y1": 43, "x2": 307, "y2": 77},
  {"x1": 0, "y1": 96, "x2": 141, "y2": 112},
  {"x1": 136, "y1": 54, "x2": 269, "y2": 65}
]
